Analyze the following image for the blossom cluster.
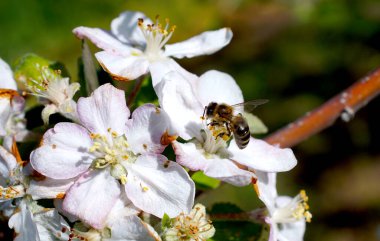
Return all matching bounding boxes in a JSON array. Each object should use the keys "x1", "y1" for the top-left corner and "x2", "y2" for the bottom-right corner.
[{"x1": 0, "y1": 11, "x2": 311, "y2": 241}]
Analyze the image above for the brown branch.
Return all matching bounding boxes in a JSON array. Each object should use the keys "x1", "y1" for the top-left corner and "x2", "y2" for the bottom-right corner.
[{"x1": 264, "y1": 68, "x2": 380, "y2": 148}]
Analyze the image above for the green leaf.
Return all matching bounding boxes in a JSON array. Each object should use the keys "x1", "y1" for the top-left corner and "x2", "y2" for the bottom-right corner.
[
  {"x1": 241, "y1": 112, "x2": 268, "y2": 134},
  {"x1": 192, "y1": 171, "x2": 220, "y2": 190},
  {"x1": 209, "y1": 203, "x2": 244, "y2": 214},
  {"x1": 161, "y1": 213, "x2": 172, "y2": 230}
]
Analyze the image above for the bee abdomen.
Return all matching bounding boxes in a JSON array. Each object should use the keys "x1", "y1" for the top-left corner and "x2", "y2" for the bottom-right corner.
[{"x1": 232, "y1": 116, "x2": 250, "y2": 149}]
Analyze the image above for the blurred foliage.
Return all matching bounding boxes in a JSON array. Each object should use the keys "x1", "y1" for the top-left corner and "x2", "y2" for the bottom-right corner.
[{"x1": 1, "y1": 0, "x2": 380, "y2": 240}]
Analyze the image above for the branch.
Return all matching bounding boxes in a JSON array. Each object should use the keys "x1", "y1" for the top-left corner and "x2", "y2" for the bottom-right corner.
[{"x1": 264, "y1": 68, "x2": 380, "y2": 148}]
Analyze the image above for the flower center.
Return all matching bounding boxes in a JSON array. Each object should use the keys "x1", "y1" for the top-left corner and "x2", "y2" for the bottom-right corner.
[
  {"x1": 138, "y1": 16, "x2": 176, "y2": 61},
  {"x1": 0, "y1": 184, "x2": 25, "y2": 200},
  {"x1": 272, "y1": 190, "x2": 312, "y2": 224},
  {"x1": 197, "y1": 120, "x2": 231, "y2": 158},
  {"x1": 89, "y1": 128, "x2": 135, "y2": 184},
  {"x1": 166, "y1": 204, "x2": 215, "y2": 241}
]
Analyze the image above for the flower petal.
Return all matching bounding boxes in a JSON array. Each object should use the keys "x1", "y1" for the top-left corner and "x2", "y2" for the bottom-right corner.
[
  {"x1": 27, "y1": 177, "x2": 76, "y2": 200},
  {"x1": 8, "y1": 200, "x2": 39, "y2": 241},
  {"x1": 0, "y1": 58, "x2": 17, "y2": 90},
  {"x1": 110, "y1": 11, "x2": 151, "y2": 47},
  {"x1": 229, "y1": 138, "x2": 297, "y2": 172},
  {"x1": 156, "y1": 71, "x2": 203, "y2": 140},
  {"x1": 0, "y1": 95, "x2": 12, "y2": 136},
  {"x1": 125, "y1": 104, "x2": 171, "y2": 154},
  {"x1": 124, "y1": 154, "x2": 195, "y2": 218},
  {"x1": 0, "y1": 145, "x2": 17, "y2": 181},
  {"x1": 30, "y1": 122, "x2": 93, "y2": 179},
  {"x1": 62, "y1": 170, "x2": 121, "y2": 229},
  {"x1": 149, "y1": 58, "x2": 198, "y2": 87},
  {"x1": 278, "y1": 220, "x2": 306, "y2": 241},
  {"x1": 78, "y1": 84, "x2": 130, "y2": 135},
  {"x1": 164, "y1": 28, "x2": 233, "y2": 59},
  {"x1": 172, "y1": 141, "x2": 207, "y2": 171},
  {"x1": 95, "y1": 51, "x2": 149, "y2": 81},
  {"x1": 196, "y1": 70, "x2": 243, "y2": 106},
  {"x1": 73, "y1": 26, "x2": 133, "y2": 55},
  {"x1": 204, "y1": 158, "x2": 255, "y2": 186},
  {"x1": 107, "y1": 215, "x2": 160, "y2": 241},
  {"x1": 255, "y1": 171, "x2": 278, "y2": 212},
  {"x1": 34, "y1": 209, "x2": 71, "y2": 241}
]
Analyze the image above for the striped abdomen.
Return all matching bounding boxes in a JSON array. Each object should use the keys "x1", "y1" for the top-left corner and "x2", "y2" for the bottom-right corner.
[{"x1": 232, "y1": 115, "x2": 250, "y2": 149}]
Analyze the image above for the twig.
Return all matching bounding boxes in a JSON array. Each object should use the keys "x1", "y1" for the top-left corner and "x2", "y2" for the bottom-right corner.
[
  {"x1": 264, "y1": 68, "x2": 380, "y2": 148},
  {"x1": 127, "y1": 76, "x2": 145, "y2": 108}
]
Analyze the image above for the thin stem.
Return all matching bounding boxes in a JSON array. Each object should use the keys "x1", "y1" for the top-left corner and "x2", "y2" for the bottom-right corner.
[
  {"x1": 127, "y1": 76, "x2": 145, "y2": 108},
  {"x1": 264, "y1": 67, "x2": 380, "y2": 148}
]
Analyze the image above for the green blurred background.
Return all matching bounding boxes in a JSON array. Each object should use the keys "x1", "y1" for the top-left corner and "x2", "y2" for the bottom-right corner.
[{"x1": 1, "y1": 0, "x2": 380, "y2": 240}]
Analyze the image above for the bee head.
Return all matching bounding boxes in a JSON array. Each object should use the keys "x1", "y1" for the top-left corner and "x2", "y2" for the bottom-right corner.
[{"x1": 206, "y1": 102, "x2": 218, "y2": 117}]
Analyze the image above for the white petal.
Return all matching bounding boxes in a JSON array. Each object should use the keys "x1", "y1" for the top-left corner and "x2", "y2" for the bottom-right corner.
[
  {"x1": 0, "y1": 96, "x2": 12, "y2": 136},
  {"x1": 126, "y1": 104, "x2": 171, "y2": 154},
  {"x1": 204, "y1": 157, "x2": 255, "y2": 186},
  {"x1": 9, "y1": 200, "x2": 39, "y2": 241},
  {"x1": 278, "y1": 220, "x2": 306, "y2": 241},
  {"x1": 255, "y1": 171, "x2": 278, "y2": 213},
  {"x1": 106, "y1": 215, "x2": 160, "y2": 241},
  {"x1": 30, "y1": 122, "x2": 93, "y2": 179},
  {"x1": 41, "y1": 104, "x2": 58, "y2": 124},
  {"x1": 149, "y1": 58, "x2": 198, "y2": 87},
  {"x1": 96, "y1": 51, "x2": 149, "y2": 81},
  {"x1": 172, "y1": 141, "x2": 207, "y2": 171},
  {"x1": 27, "y1": 177, "x2": 76, "y2": 200},
  {"x1": 110, "y1": 11, "x2": 151, "y2": 47},
  {"x1": 62, "y1": 170, "x2": 121, "y2": 229},
  {"x1": 0, "y1": 58, "x2": 17, "y2": 90},
  {"x1": 155, "y1": 71, "x2": 203, "y2": 140},
  {"x1": 229, "y1": 138, "x2": 297, "y2": 172},
  {"x1": 0, "y1": 145, "x2": 17, "y2": 181},
  {"x1": 34, "y1": 209, "x2": 71, "y2": 241},
  {"x1": 124, "y1": 154, "x2": 195, "y2": 218},
  {"x1": 78, "y1": 83, "x2": 130, "y2": 135},
  {"x1": 196, "y1": 70, "x2": 243, "y2": 106},
  {"x1": 73, "y1": 26, "x2": 133, "y2": 55},
  {"x1": 164, "y1": 28, "x2": 233, "y2": 59}
]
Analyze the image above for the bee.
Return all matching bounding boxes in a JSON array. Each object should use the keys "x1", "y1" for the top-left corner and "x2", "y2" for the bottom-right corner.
[{"x1": 203, "y1": 100, "x2": 268, "y2": 149}]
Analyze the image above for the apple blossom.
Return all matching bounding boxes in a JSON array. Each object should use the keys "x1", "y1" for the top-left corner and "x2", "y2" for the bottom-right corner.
[
  {"x1": 162, "y1": 203, "x2": 215, "y2": 241},
  {"x1": 255, "y1": 171, "x2": 312, "y2": 241},
  {"x1": 156, "y1": 70, "x2": 297, "y2": 186},
  {"x1": 30, "y1": 84, "x2": 195, "y2": 229},
  {"x1": 73, "y1": 11, "x2": 232, "y2": 86}
]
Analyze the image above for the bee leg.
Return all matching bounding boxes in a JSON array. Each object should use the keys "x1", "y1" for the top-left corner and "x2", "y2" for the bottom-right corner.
[{"x1": 202, "y1": 106, "x2": 207, "y2": 120}]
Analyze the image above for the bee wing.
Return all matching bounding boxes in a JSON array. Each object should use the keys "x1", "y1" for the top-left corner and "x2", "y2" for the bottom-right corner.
[{"x1": 231, "y1": 99, "x2": 269, "y2": 113}]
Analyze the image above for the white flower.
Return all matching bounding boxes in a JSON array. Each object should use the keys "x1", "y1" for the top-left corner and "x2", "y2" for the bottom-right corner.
[
  {"x1": 163, "y1": 203, "x2": 215, "y2": 241},
  {"x1": 255, "y1": 171, "x2": 312, "y2": 241},
  {"x1": 157, "y1": 70, "x2": 297, "y2": 186},
  {"x1": 0, "y1": 58, "x2": 29, "y2": 145},
  {"x1": 73, "y1": 11, "x2": 232, "y2": 86},
  {"x1": 30, "y1": 84, "x2": 195, "y2": 229}
]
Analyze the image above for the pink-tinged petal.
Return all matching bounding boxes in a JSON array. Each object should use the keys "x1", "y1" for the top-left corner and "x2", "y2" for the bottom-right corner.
[
  {"x1": 172, "y1": 141, "x2": 207, "y2": 171},
  {"x1": 108, "y1": 215, "x2": 160, "y2": 241},
  {"x1": 0, "y1": 59, "x2": 17, "y2": 90},
  {"x1": 149, "y1": 58, "x2": 198, "y2": 87},
  {"x1": 30, "y1": 123, "x2": 93, "y2": 179},
  {"x1": 126, "y1": 104, "x2": 171, "y2": 154},
  {"x1": 110, "y1": 11, "x2": 151, "y2": 47},
  {"x1": 95, "y1": 51, "x2": 149, "y2": 81},
  {"x1": 164, "y1": 28, "x2": 233, "y2": 59},
  {"x1": 73, "y1": 26, "x2": 133, "y2": 55},
  {"x1": 255, "y1": 171, "x2": 277, "y2": 212},
  {"x1": 27, "y1": 177, "x2": 76, "y2": 200},
  {"x1": 124, "y1": 154, "x2": 195, "y2": 218},
  {"x1": 266, "y1": 217, "x2": 278, "y2": 241},
  {"x1": 63, "y1": 170, "x2": 121, "y2": 229},
  {"x1": 155, "y1": 71, "x2": 203, "y2": 140},
  {"x1": 78, "y1": 84, "x2": 130, "y2": 135},
  {"x1": 196, "y1": 70, "x2": 243, "y2": 106},
  {"x1": 54, "y1": 199, "x2": 79, "y2": 223},
  {"x1": 229, "y1": 138, "x2": 297, "y2": 172},
  {"x1": 34, "y1": 209, "x2": 71, "y2": 241},
  {"x1": 204, "y1": 157, "x2": 254, "y2": 186},
  {"x1": 8, "y1": 200, "x2": 39, "y2": 241}
]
